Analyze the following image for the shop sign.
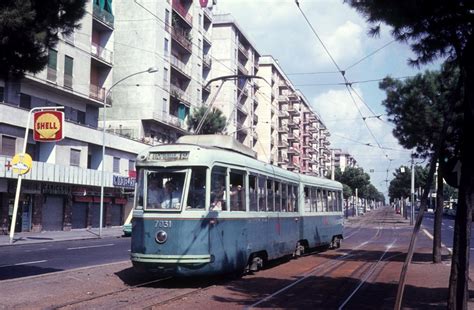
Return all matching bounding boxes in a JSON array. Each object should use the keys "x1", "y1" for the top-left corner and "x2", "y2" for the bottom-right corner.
[
  {"x1": 34, "y1": 111, "x2": 64, "y2": 142},
  {"x1": 11, "y1": 153, "x2": 32, "y2": 175},
  {"x1": 113, "y1": 175, "x2": 136, "y2": 188},
  {"x1": 42, "y1": 184, "x2": 70, "y2": 195}
]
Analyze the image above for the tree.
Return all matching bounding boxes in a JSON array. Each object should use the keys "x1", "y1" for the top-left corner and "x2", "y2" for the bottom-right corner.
[
  {"x1": 0, "y1": 0, "x2": 86, "y2": 79},
  {"x1": 344, "y1": 1, "x2": 474, "y2": 307},
  {"x1": 381, "y1": 65, "x2": 461, "y2": 264},
  {"x1": 187, "y1": 106, "x2": 227, "y2": 134}
]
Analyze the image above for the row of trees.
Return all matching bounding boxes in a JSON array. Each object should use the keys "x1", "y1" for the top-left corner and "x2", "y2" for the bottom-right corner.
[
  {"x1": 344, "y1": 1, "x2": 473, "y2": 307},
  {"x1": 334, "y1": 166, "x2": 384, "y2": 204}
]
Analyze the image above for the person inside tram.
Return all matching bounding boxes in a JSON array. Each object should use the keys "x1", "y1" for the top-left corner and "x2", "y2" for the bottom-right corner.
[
  {"x1": 211, "y1": 179, "x2": 225, "y2": 211},
  {"x1": 147, "y1": 178, "x2": 164, "y2": 208},
  {"x1": 230, "y1": 184, "x2": 244, "y2": 211},
  {"x1": 161, "y1": 180, "x2": 182, "y2": 209}
]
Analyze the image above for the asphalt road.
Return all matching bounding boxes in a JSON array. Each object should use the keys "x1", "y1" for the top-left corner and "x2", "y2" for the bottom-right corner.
[{"x1": 0, "y1": 237, "x2": 131, "y2": 280}]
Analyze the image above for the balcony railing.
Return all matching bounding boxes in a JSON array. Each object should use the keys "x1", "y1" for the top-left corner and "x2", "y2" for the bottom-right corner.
[
  {"x1": 236, "y1": 122, "x2": 248, "y2": 134},
  {"x1": 153, "y1": 111, "x2": 187, "y2": 131},
  {"x1": 277, "y1": 156, "x2": 288, "y2": 164},
  {"x1": 172, "y1": 0, "x2": 193, "y2": 26},
  {"x1": 278, "y1": 139, "x2": 288, "y2": 148},
  {"x1": 170, "y1": 84, "x2": 192, "y2": 106},
  {"x1": 278, "y1": 125, "x2": 288, "y2": 132},
  {"x1": 278, "y1": 110, "x2": 289, "y2": 118},
  {"x1": 203, "y1": 54, "x2": 212, "y2": 68},
  {"x1": 91, "y1": 42, "x2": 113, "y2": 64},
  {"x1": 170, "y1": 27, "x2": 192, "y2": 53},
  {"x1": 90, "y1": 84, "x2": 105, "y2": 101},
  {"x1": 253, "y1": 114, "x2": 258, "y2": 123},
  {"x1": 237, "y1": 61, "x2": 248, "y2": 75},
  {"x1": 93, "y1": 3, "x2": 114, "y2": 28},
  {"x1": 238, "y1": 42, "x2": 249, "y2": 58},
  {"x1": 170, "y1": 54, "x2": 191, "y2": 78}
]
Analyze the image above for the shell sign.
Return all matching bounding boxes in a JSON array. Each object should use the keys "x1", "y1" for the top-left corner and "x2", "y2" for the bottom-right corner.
[{"x1": 33, "y1": 111, "x2": 64, "y2": 142}]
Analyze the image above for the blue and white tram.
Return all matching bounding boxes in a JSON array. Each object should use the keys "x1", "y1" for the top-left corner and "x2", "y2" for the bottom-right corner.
[{"x1": 130, "y1": 135, "x2": 343, "y2": 276}]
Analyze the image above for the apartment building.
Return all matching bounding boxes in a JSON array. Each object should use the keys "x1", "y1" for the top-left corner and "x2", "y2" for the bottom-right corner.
[
  {"x1": 0, "y1": 1, "x2": 147, "y2": 232},
  {"x1": 108, "y1": 0, "x2": 212, "y2": 144},
  {"x1": 333, "y1": 148, "x2": 358, "y2": 172},
  {"x1": 257, "y1": 56, "x2": 331, "y2": 177},
  {"x1": 209, "y1": 13, "x2": 260, "y2": 148}
]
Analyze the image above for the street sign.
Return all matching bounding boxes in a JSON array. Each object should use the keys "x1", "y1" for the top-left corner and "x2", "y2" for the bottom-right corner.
[
  {"x1": 11, "y1": 153, "x2": 32, "y2": 175},
  {"x1": 441, "y1": 156, "x2": 461, "y2": 188},
  {"x1": 34, "y1": 110, "x2": 64, "y2": 142}
]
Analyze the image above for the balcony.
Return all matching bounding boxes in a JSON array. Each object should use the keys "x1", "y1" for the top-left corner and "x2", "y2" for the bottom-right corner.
[
  {"x1": 153, "y1": 111, "x2": 187, "y2": 132},
  {"x1": 170, "y1": 84, "x2": 191, "y2": 107},
  {"x1": 278, "y1": 109, "x2": 289, "y2": 119},
  {"x1": 171, "y1": 27, "x2": 192, "y2": 53},
  {"x1": 237, "y1": 84, "x2": 249, "y2": 97},
  {"x1": 172, "y1": 0, "x2": 193, "y2": 27},
  {"x1": 287, "y1": 119, "x2": 299, "y2": 128},
  {"x1": 253, "y1": 114, "x2": 258, "y2": 124},
  {"x1": 277, "y1": 125, "x2": 288, "y2": 133},
  {"x1": 287, "y1": 133, "x2": 300, "y2": 142},
  {"x1": 253, "y1": 131, "x2": 258, "y2": 140},
  {"x1": 277, "y1": 156, "x2": 289, "y2": 164},
  {"x1": 236, "y1": 102, "x2": 247, "y2": 115},
  {"x1": 170, "y1": 54, "x2": 191, "y2": 79},
  {"x1": 238, "y1": 61, "x2": 248, "y2": 75},
  {"x1": 238, "y1": 42, "x2": 249, "y2": 59},
  {"x1": 287, "y1": 104, "x2": 299, "y2": 115},
  {"x1": 90, "y1": 84, "x2": 105, "y2": 102},
  {"x1": 91, "y1": 42, "x2": 113, "y2": 65},
  {"x1": 203, "y1": 54, "x2": 212, "y2": 68},
  {"x1": 278, "y1": 139, "x2": 288, "y2": 148},
  {"x1": 93, "y1": 3, "x2": 114, "y2": 29},
  {"x1": 287, "y1": 147, "x2": 300, "y2": 155}
]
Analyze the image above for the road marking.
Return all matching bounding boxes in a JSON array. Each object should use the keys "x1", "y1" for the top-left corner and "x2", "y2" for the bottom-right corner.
[
  {"x1": 0, "y1": 260, "x2": 47, "y2": 268},
  {"x1": 422, "y1": 228, "x2": 452, "y2": 254},
  {"x1": 67, "y1": 244, "x2": 114, "y2": 250}
]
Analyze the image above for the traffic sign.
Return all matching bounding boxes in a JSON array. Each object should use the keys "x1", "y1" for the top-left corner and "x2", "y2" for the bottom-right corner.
[
  {"x1": 11, "y1": 153, "x2": 32, "y2": 175},
  {"x1": 441, "y1": 156, "x2": 461, "y2": 188},
  {"x1": 34, "y1": 110, "x2": 64, "y2": 142}
]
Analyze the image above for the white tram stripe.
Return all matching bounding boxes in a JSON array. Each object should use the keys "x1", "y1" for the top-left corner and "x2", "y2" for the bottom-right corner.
[{"x1": 67, "y1": 244, "x2": 114, "y2": 250}]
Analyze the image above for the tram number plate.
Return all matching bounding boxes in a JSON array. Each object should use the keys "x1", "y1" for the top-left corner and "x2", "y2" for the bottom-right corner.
[{"x1": 155, "y1": 220, "x2": 172, "y2": 228}]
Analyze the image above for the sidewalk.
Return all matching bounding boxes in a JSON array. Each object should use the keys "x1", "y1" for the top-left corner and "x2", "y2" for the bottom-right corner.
[{"x1": 0, "y1": 226, "x2": 125, "y2": 247}]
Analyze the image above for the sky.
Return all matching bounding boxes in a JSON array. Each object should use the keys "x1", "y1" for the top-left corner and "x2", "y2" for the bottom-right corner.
[{"x1": 213, "y1": 0, "x2": 442, "y2": 198}]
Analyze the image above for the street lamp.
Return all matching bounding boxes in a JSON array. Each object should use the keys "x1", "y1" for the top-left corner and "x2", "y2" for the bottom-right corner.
[{"x1": 99, "y1": 67, "x2": 158, "y2": 238}]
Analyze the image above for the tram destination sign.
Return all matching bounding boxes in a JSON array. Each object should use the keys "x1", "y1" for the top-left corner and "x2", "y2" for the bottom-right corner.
[{"x1": 148, "y1": 152, "x2": 189, "y2": 161}]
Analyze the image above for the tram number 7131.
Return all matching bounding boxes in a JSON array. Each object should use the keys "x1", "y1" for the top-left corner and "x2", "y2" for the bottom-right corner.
[{"x1": 155, "y1": 220, "x2": 172, "y2": 228}]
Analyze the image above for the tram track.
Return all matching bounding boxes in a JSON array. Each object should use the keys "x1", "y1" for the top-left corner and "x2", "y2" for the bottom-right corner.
[{"x1": 247, "y1": 207, "x2": 400, "y2": 309}]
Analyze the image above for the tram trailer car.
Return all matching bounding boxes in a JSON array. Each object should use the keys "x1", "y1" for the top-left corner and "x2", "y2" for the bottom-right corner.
[{"x1": 130, "y1": 135, "x2": 343, "y2": 276}]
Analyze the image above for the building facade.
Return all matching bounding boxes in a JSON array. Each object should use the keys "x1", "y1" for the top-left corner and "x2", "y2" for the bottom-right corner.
[
  {"x1": 333, "y1": 148, "x2": 358, "y2": 172},
  {"x1": 107, "y1": 0, "x2": 213, "y2": 144},
  {"x1": 0, "y1": 1, "x2": 145, "y2": 232}
]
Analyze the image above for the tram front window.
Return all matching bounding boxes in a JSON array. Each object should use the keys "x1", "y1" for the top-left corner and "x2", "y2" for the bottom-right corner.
[{"x1": 146, "y1": 171, "x2": 186, "y2": 210}]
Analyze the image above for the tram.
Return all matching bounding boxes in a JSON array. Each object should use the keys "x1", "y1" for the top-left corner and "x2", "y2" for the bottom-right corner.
[{"x1": 130, "y1": 135, "x2": 343, "y2": 276}]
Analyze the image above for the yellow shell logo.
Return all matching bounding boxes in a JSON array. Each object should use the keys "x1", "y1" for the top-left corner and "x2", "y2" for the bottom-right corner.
[{"x1": 36, "y1": 113, "x2": 61, "y2": 139}]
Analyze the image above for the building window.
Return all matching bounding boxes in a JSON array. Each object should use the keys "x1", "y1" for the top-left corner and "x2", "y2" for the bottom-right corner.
[
  {"x1": 47, "y1": 49, "x2": 58, "y2": 82},
  {"x1": 64, "y1": 55, "x2": 73, "y2": 89},
  {"x1": 0, "y1": 86, "x2": 4, "y2": 102},
  {"x1": 70, "y1": 149, "x2": 81, "y2": 166},
  {"x1": 164, "y1": 38, "x2": 169, "y2": 56},
  {"x1": 1, "y1": 136, "x2": 16, "y2": 156},
  {"x1": 163, "y1": 67, "x2": 168, "y2": 87},
  {"x1": 77, "y1": 110, "x2": 86, "y2": 124},
  {"x1": 113, "y1": 157, "x2": 120, "y2": 173},
  {"x1": 165, "y1": 9, "x2": 170, "y2": 28},
  {"x1": 19, "y1": 93, "x2": 31, "y2": 109}
]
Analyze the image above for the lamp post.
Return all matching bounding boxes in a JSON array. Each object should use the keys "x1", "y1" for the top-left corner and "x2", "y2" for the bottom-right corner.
[{"x1": 98, "y1": 67, "x2": 158, "y2": 238}]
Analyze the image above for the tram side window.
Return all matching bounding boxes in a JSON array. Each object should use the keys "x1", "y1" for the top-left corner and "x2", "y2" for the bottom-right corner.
[
  {"x1": 258, "y1": 176, "x2": 266, "y2": 212},
  {"x1": 337, "y1": 191, "x2": 342, "y2": 211},
  {"x1": 281, "y1": 183, "x2": 288, "y2": 211},
  {"x1": 274, "y1": 181, "x2": 281, "y2": 212},
  {"x1": 288, "y1": 184, "x2": 297, "y2": 212},
  {"x1": 186, "y1": 167, "x2": 206, "y2": 210},
  {"x1": 322, "y1": 189, "x2": 328, "y2": 212},
  {"x1": 230, "y1": 169, "x2": 246, "y2": 211},
  {"x1": 249, "y1": 174, "x2": 258, "y2": 212},
  {"x1": 210, "y1": 166, "x2": 226, "y2": 211},
  {"x1": 329, "y1": 191, "x2": 335, "y2": 212},
  {"x1": 311, "y1": 187, "x2": 318, "y2": 213},
  {"x1": 304, "y1": 187, "x2": 311, "y2": 212},
  {"x1": 135, "y1": 169, "x2": 144, "y2": 209},
  {"x1": 317, "y1": 188, "x2": 324, "y2": 212},
  {"x1": 267, "y1": 179, "x2": 274, "y2": 212},
  {"x1": 293, "y1": 184, "x2": 299, "y2": 212}
]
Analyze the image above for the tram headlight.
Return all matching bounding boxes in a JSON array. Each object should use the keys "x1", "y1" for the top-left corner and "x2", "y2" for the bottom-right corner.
[{"x1": 155, "y1": 230, "x2": 168, "y2": 244}]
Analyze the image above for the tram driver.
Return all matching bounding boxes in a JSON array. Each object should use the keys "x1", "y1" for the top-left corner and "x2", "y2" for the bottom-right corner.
[
  {"x1": 147, "y1": 178, "x2": 164, "y2": 209},
  {"x1": 160, "y1": 181, "x2": 182, "y2": 209}
]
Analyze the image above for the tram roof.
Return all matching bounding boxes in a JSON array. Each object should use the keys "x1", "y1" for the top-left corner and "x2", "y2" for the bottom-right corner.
[{"x1": 138, "y1": 135, "x2": 342, "y2": 190}]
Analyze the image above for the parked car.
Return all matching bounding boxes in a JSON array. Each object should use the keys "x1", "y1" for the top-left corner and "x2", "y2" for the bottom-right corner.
[{"x1": 123, "y1": 223, "x2": 132, "y2": 237}]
